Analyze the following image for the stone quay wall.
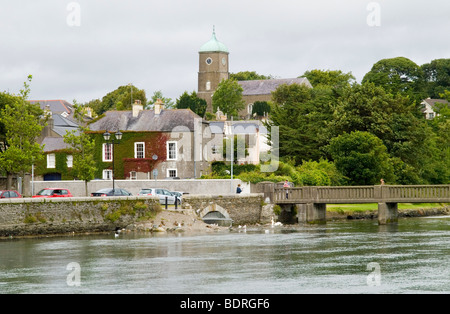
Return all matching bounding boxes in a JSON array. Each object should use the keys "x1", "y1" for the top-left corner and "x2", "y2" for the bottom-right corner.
[
  {"x1": 0, "y1": 196, "x2": 161, "y2": 238},
  {"x1": 181, "y1": 194, "x2": 270, "y2": 225}
]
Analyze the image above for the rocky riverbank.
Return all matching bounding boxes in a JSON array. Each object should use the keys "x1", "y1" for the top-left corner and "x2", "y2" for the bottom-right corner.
[{"x1": 327, "y1": 206, "x2": 450, "y2": 220}]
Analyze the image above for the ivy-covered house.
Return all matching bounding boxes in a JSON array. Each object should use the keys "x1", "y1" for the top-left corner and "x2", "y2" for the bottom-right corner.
[
  {"x1": 87, "y1": 100, "x2": 210, "y2": 180},
  {"x1": 35, "y1": 104, "x2": 79, "y2": 181}
]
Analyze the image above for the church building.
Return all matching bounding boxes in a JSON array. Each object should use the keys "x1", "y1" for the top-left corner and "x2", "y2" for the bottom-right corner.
[{"x1": 197, "y1": 29, "x2": 312, "y2": 119}]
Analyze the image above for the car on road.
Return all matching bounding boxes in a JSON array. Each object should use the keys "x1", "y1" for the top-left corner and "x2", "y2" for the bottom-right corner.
[
  {"x1": 32, "y1": 188, "x2": 73, "y2": 198},
  {"x1": 91, "y1": 188, "x2": 132, "y2": 197},
  {"x1": 0, "y1": 190, "x2": 22, "y2": 199},
  {"x1": 137, "y1": 188, "x2": 180, "y2": 205}
]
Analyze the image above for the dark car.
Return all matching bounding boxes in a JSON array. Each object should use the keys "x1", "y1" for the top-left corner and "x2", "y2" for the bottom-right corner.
[
  {"x1": 0, "y1": 190, "x2": 22, "y2": 199},
  {"x1": 91, "y1": 188, "x2": 132, "y2": 197},
  {"x1": 32, "y1": 188, "x2": 73, "y2": 198}
]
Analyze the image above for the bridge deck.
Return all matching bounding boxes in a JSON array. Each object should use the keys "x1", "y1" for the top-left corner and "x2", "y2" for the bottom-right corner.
[{"x1": 274, "y1": 185, "x2": 450, "y2": 204}]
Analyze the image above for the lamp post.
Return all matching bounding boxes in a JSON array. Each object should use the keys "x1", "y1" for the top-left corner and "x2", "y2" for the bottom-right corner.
[{"x1": 103, "y1": 131, "x2": 123, "y2": 193}]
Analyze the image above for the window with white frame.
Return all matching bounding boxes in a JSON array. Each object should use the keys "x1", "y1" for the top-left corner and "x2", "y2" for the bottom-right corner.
[
  {"x1": 102, "y1": 143, "x2": 113, "y2": 162},
  {"x1": 130, "y1": 171, "x2": 137, "y2": 180},
  {"x1": 67, "y1": 155, "x2": 73, "y2": 168},
  {"x1": 103, "y1": 169, "x2": 113, "y2": 180},
  {"x1": 167, "y1": 169, "x2": 177, "y2": 178},
  {"x1": 167, "y1": 141, "x2": 177, "y2": 160},
  {"x1": 134, "y1": 142, "x2": 145, "y2": 159},
  {"x1": 47, "y1": 154, "x2": 56, "y2": 168}
]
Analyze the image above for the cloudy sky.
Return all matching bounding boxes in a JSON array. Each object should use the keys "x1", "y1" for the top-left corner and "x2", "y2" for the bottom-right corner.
[{"x1": 1, "y1": 0, "x2": 449, "y2": 104}]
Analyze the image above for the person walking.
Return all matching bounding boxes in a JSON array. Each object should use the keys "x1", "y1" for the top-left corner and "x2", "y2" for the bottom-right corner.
[{"x1": 283, "y1": 180, "x2": 290, "y2": 199}]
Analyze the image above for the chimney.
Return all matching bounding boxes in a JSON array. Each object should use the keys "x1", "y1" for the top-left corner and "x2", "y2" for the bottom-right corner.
[
  {"x1": 132, "y1": 100, "x2": 143, "y2": 118},
  {"x1": 154, "y1": 98, "x2": 165, "y2": 115}
]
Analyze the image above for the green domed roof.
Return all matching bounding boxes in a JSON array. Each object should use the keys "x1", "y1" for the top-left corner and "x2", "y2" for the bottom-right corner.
[{"x1": 199, "y1": 29, "x2": 229, "y2": 53}]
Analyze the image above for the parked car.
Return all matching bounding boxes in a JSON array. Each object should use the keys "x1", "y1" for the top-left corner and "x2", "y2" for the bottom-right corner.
[
  {"x1": 33, "y1": 188, "x2": 73, "y2": 198},
  {"x1": 0, "y1": 190, "x2": 22, "y2": 199},
  {"x1": 169, "y1": 191, "x2": 186, "y2": 203},
  {"x1": 138, "y1": 188, "x2": 180, "y2": 205},
  {"x1": 91, "y1": 188, "x2": 132, "y2": 197}
]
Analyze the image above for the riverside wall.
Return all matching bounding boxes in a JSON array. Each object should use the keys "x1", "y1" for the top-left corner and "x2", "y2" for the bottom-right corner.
[{"x1": 0, "y1": 196, "x2": 161, "y2": 237}]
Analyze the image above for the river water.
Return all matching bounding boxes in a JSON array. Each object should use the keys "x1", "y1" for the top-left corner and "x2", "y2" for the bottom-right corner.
[{"x1": 0, "y1": 216, "x2": 449, "y2": 294}]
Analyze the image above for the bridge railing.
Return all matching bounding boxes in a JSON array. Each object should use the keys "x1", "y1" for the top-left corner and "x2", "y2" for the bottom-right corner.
[{"x1": 273, "y1": 185, "x2": 450, "y2": 204}]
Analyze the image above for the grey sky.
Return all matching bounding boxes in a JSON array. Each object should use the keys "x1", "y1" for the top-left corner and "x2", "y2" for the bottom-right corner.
[{"x1": 1, "y1": 0, "x2": 449, "y2": 104}]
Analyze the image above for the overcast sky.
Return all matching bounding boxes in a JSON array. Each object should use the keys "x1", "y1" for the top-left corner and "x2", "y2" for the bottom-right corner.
[{"x1": 1, "y1": 0, "x2": 449, "y2": 104}]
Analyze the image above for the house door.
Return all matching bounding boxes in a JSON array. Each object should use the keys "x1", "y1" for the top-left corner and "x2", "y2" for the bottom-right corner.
[{"x1": 44, "y1": 173, "x2": 62, "y2": 181}]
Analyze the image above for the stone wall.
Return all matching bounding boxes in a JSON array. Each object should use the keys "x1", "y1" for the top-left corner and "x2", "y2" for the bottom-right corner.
[
  {"x1": 181, "y1": 193, "x2": 268, "y2": 225},
  {"x1": 0, "y1": 196, "x2": 161, "y2": 237}
]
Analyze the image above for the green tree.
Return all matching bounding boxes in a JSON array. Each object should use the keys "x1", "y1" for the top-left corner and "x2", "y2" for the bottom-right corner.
[
  {"x1": 268, "y1": 83, "x2": 334, "y2": 164},
  {"x1": 328, "y1": 131, "x2": 395, "y2": 185},
  {"x1": 301, "y1": 69, "x2": 355, "y2": 88},
  {"x1": 251, "y1": 101, "x2": 271, "y2": 118},
  {"x1": 0, "y1": 76, "x2": 45, "y2": 189},
  {"x1": 176, "y1": 91, "x2": 207, "y2": 117},
  {"x1": 212, "y1": 79, "x2": 245, "y2": 118},
  {"x1": 90, "y1": 84, "x2": 147, "y2": 115},
  {"x1": 147, "y1": 90, "x2": 175, "y2": 109},
  {"x1": 63, "y1": 103, "x2": 97, "y2": 196},
  {"x1": 421, "y1": 59, "x2": 450, "y2": 98},
  {"x1": 362, "y1": 57, "x2": 426, "y2": 102},
  {"x1": 230, "y1": 71, "x2": 274, "y2": 81}
]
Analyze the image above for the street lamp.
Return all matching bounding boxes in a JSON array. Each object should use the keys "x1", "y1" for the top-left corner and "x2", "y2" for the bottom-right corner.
[{"x1": 103, "y1": 131, "x2": 123, "y2": 193}]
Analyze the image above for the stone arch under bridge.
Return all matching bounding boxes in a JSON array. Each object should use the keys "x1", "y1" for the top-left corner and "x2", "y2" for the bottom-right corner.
[{"x1": 198, "y1": 203, "x2": 233, "y2": 226}]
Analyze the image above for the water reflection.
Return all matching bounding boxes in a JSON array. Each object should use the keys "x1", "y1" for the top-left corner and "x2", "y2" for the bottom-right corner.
[{"x1": 0, "y1": 217, "x2": 449, "y2": 294}]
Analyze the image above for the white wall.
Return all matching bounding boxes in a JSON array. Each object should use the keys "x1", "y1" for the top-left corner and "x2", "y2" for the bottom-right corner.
[{"x1": 31, "y1": 179, "x2": 250, "y2": 197}]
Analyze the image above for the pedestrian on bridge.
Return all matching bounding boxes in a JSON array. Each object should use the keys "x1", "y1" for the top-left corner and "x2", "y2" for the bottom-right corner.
[{"x1": 283, "y1": 180, "x2": 290, "y2": 199}]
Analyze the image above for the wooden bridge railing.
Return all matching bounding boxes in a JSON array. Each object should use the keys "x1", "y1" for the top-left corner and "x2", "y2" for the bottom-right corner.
[{"x1": 273, "y1": 185, "x2": 450, "y2": 204}]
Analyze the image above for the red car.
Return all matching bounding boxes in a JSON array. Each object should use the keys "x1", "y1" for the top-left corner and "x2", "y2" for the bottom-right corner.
[
  {"x1": 0, "y1": 190, "x2": 22, "y2": 199},
  {"x1": 33, "y1": 188, "x2": 73, "y2": 198}
]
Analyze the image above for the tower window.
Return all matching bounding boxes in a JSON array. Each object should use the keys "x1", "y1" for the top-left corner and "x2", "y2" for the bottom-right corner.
[
  {"x1": 206, "y1": 57, "x2": 213, "y2": 65},
  {"x1": 206, "y1": 81, "x2": 211, "y2": 91}
]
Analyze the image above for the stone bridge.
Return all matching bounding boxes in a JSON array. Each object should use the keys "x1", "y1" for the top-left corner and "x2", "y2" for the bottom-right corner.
[{"x1": 257, "y1": 183, "x2": 450, "y2": 224}]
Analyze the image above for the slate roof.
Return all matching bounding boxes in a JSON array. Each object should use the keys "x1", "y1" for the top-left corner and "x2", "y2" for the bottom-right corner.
[
  {"x1": 42, "y1": 137, "x2": 72, "y2": 153},
  {"x1": 88, "y1": 109, "x2": 203, "y2": 133},
  {"x1": 238, "y1": 78, "x2": 312, "y2": 96}
]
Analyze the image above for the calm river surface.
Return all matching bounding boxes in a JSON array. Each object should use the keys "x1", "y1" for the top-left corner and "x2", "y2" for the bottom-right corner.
[{"x1": 1, "y1": 216, "x2": 449, "y2": 294}]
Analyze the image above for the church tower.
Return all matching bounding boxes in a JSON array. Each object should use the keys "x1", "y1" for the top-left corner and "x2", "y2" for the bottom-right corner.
[{"x1": 198, "y1": 27, "x2": 229, "y2": 113}]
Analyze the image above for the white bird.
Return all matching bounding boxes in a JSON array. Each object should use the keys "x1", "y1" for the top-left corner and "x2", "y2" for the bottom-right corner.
[{"x1": 274, "y1": 222, "x2": 283, "y2": 227}]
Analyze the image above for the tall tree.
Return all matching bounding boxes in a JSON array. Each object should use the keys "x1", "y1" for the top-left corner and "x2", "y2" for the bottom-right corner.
[
  {"x1": 0, "y1": 75, "x2": 45, "y2": 189},
  {"x1": 147, "y1": 90, "x2": 175, "y2": 109},
  {"x1": 64, "y1": 102, "x2": 97, "y2": 196},
  {"x1": 421, "y1": 59, "x2": 450, "y2": 98},
  {"x1": 212, "y1": 79, "x2": 245, "y2": 118},
  {"x1": 90, "y1": 84, "x2": 147, "y2": 115},
  {"x1": 176, "y1": 91, "x2": 207, "y2": 117},
  {"x1": 328, "y1": 131, "x2": 395, "y2": 185},
  {"x1": 362, "y1": 57, "x2": 426, "y2": 103},
  {"x1": 301, "y1": 69, "x2": 355, "y2": 88}
]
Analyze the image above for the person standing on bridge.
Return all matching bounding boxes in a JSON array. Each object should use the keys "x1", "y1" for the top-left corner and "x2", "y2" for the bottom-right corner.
[{"x1": 283, "y1": 180, "x2": 290, "y2": 199}]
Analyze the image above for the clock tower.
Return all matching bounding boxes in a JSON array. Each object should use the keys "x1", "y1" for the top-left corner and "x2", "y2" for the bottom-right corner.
[{"x1": 198, "y1": 27, "x2": 229, "y2": 113}]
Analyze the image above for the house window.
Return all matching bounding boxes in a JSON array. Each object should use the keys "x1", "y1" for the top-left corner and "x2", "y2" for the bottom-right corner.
[
  {"x1": 130, "y1": 171, "x2": 137, "y2": 180},
  {"x1": 248, "y1": 103, "x2": 253, "y2": 114},
  {"x1": 67, "y1": 155, "x2": 73, "y2": 168},
  {"x1": 103, "y1": 143, "x2": 113, "y2": 162},
  {"x1": 167, "y1": 141, "x2": 177, "y2": 160},
  {"x1": 167, "y1": 169, "x2": 177, "y2": 178},
  {"x1": 134, "y1": 142, "x2": 145, "y2": 159},
  {"x1": 103, "y1": 169, "x2": 113, "y2": 180},
  {"x1": 47, "y1": 154, "x2": 56, "y2": 169},
  {"x1": 212, "y1": 145, "x2": 219, "y2": 155}
]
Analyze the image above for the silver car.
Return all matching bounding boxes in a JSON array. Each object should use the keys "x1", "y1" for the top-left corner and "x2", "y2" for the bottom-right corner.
[{"x1": 138, "y1": 188, "x2": 180, "y2": 205}]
